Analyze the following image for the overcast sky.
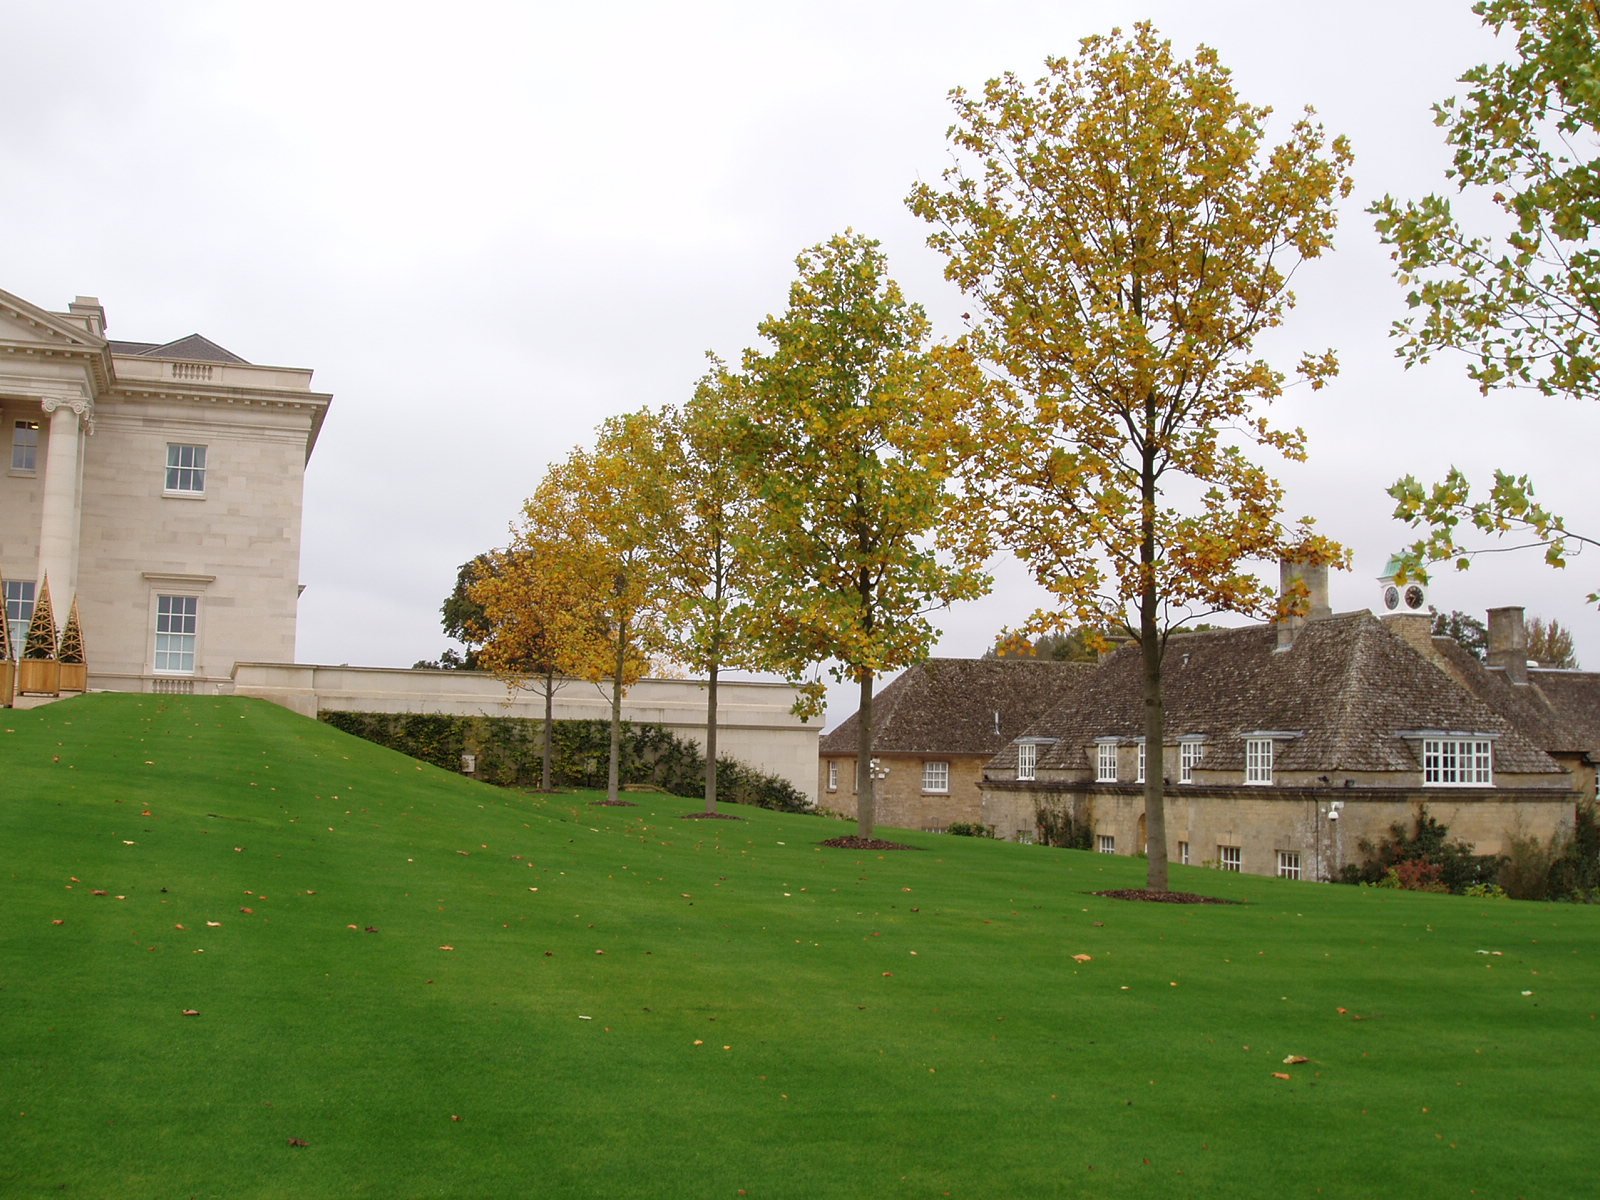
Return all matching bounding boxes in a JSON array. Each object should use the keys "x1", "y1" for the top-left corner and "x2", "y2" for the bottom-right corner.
[{"x1": 4, "y1": 0, "x2": 1595, "y2": 728}]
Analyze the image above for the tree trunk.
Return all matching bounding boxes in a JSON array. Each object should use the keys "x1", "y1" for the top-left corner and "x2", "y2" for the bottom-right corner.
[
  {"x1": 854, "y1": 670, "x2": 876, "y2": 840},
  {"x1": 704, "y1": 661, "x2": 719, "y2": 813},
  {"x1": 540, "y1": 670, "x2": 554, "y2": 791},
  {"x1": 1141, "y1": 625, "x2": 1169, "y2": 890},
  {"x1": 1140, "y1": 379, "x2": 1170, "y2": 891},
  {"x1": 607, "y1": 627, "x2": 626, "y2": 804}
]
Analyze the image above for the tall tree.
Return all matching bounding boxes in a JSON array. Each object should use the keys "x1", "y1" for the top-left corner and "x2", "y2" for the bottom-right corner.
[
  {"x1": 652, "y1": 362, "x2": 764, "y2": 813},
  {"x1": 909, "y1": 24, "x2": 1352, "y2": 890},
  {"x1": 1432, "y1": 608, "x2": 1490, "y2": 660},
  {"x1": 512, "y1": 412, "x2": 671, "y2": 804},
  {"x1": 1374, "y1": 0, "x2": 1600, "y2": 596},
  {"x1": 738, "y1": 232, "x2": 991, "y2": 840},
  {"x1": 467, "y1": 547, "x2": 589, "y2": 790},
  {"x1": 1526, "y1": 614, "x2": 1579, "y2": 668}
]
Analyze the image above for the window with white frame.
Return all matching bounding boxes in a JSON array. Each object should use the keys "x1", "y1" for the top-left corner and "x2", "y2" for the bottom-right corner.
[
  {"x1": 1016, "y1": 742, "x2": 1037, "y2": 781},
  {"x1": 1277, "y1": 850, "x2": 1302, "y2": 879},
  {"x1": 827, "y1": 761, "x2": 838, "y2": 792},
  {"x1": 1179, "y1": 841, "x2": 1190, "y2": 866},
  {"x1": 1136, "y1": 741, "x2": 1146, "y2": 784},
  {"x1": 1180, "y1": 740, "x2": 1204, "y2": 783},
  {"x1": 1423, "y1": 738, "x2": 1493, "y2": 786},
  {"x1": 922, "y1": 760, "x2": 950, "y2": 794},
  {"x1": 1096, "y1": 741, "x2": 1118, "y2": 782},
  {"x1": 11, "y1": 420, "x2": 39, "y2": 473},
  {"x1": 1245, "y1": 737, "x2": 1274, "y2": 784},
  {"x1": 154, "y1": 595, "x2": 199, "y2": 673},
  {"x1": 1219, "y1": 845, "x2": 1241, "y2": 872},
  {"x1": 165, "y1": 443, "x2": 207, "y2": 495},
  {"x1": 1097, "y1": 834, "x2": 1115, "y2": 854},
  {"x1": 5, "y1": 580, "x2": 35, "y2": 653}
]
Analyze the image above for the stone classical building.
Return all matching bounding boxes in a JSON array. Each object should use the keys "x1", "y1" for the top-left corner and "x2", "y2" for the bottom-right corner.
[
  {"x1": 1, "y1": 287, "x2": 331, "y2": 695},
  {"x1": 981, "y1": 568, "x2": 1591, "y2": 880},
  {"x1": 818, "y1": 657, "x2": 1081, "y2": 830}
]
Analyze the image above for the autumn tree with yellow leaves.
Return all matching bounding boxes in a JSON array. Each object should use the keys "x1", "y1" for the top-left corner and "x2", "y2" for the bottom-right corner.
[
  {"x1": 738, "y1": 232, "x2": 991, "y2": 841},
  {"x1": 467, "y1": 548, "x2": 590, "y2": 790},
  {"x1": 651, "y1": 362, "x2": 766, "y2": 813},
  {"x1": 909, "y1": 25, "x2": 1352, "y2": 889},
  {"x1": 479, "y1": 412, "x2": 670, "y2": 803}
]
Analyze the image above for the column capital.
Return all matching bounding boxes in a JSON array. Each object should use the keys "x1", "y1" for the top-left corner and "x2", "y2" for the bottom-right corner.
[{"x1": 40, "y1": 394, "x2": 90, "y2": 418}]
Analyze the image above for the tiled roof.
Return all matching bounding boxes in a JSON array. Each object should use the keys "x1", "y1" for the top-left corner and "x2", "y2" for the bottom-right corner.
[
  {"x1": 993, "y1": 612, "x2": 1562, "y2": 778},
  {"x1": 1530, "y1": 669, "x2": 1600, "y2": 758},
  {"x1": 821, "y1": 657, "x2": 1088, "y2": 756},
  {"x1": 1429, "y1": 637, "x2": 1592, "y2": 756},
  {"x1": 109, "y1": 333, "x2": 248, "y2": 364}
]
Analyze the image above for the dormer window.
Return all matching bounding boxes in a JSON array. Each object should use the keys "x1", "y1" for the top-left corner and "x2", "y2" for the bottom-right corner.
[
  {"x1": 1423, "y1": 737, "x2": 1493, "y2": 786},
  {"x1": 1095, "y1": 740, "x2": 1118, "y2": 783},
  {"x1": 1179, "y1": 738, "x2": 1205, "y2": 783},
  {"x1": 1242, "y1": 731, "x2": 1300, "y2": 786},
  {"x1": 1245, "y1": 737, "x2": 1273, "y2": 784},
  {"x1": 1016, "y1": 742, "x2": 1037, "y2": 781}
]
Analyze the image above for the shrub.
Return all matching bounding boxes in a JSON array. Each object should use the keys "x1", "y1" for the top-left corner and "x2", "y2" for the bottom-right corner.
[
  {"x1": 945, "y1": 822, "x2": 994, "y2": 838},
  {"x1": 1034, "y1": 797, "x2": 1092, "y2": 850},
  {"x1": 1340, "y1": 807, "x2": 1501, "y2": 894}
]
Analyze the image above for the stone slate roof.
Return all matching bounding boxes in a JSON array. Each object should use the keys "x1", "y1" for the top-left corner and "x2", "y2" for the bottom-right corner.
[
  {"x1": 109, "y1": 334, "x2": 248, "y2": 364},
  {"x1": 992, "y1": 611, "x2": 1563, "y2": 779},
  {"x1": 1529, "y1": 669, "x2": 1600, "y2": 760},
  {"x1": 1428, "y1": 636, "x2": 1593, "y2": 757},
  {"x1": 821, "y1": 657, "x2": 1088, "y2": 757}
]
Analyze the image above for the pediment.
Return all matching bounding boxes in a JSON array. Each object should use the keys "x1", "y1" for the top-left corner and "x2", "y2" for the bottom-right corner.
[{"x1": 0, "y1": 288, "x2": 105, "y2": 351}]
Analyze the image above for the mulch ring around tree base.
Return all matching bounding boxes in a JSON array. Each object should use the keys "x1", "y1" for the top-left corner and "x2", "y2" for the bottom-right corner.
[
  {"x1": 820, "y1": 836, "x2": 919, "y2": 851},
  {"x1": 1094, "y1": 889, "x2": 1241, "y2": 905},
  {"x1": 681, "y1": 811, "x2": 743, "y2": 821},
  {"x1": 590, "y1": 800, "x2": 638, "y2": 807}
]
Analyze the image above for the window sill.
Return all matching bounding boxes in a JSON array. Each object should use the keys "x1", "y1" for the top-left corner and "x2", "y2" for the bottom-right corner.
[{"x1": 162, "y1": 490, "x2": 207, "y2": 500}]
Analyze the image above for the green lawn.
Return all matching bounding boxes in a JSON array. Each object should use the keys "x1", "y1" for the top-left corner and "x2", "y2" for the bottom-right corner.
[{"x1": 2, "y1": 694, "x2": 1595, "y2": 1198}]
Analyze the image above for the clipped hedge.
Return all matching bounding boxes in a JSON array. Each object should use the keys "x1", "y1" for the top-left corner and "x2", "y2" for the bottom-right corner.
[{"x1": 318, "y1": 710, "x2": 810, "y2": 812}]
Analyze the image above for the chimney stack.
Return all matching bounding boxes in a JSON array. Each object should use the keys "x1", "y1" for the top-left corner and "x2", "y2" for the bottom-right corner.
[
  {"x1": 1276, "y1": 560, "x2": 1331, "y2": 649},
  {"x1": 1487, "y1": 606, "x2": 1529, "y2": 685}
]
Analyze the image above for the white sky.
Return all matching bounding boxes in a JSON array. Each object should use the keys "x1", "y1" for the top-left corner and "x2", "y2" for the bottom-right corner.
[{"x1": 4, "y1": 0, "x2": 1595, "y2": 729}]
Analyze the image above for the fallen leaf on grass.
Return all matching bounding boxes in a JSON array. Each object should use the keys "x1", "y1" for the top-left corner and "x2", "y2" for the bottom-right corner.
[
  {"x1": 439, "y1": 945, "x2": 455, "y2": 951},
  {"x1": 451, "y1": 1115, "x2": 462, "y2": 1122},
  {"x1": 182, "y1": 1009, "x2": 201, "y2": 1017},
  {"x1": 92, "y1": 889, "x2": 108, "y2": 896},
  {"x1": 206, "y1": 921, "x2": 222, "y2": 928},
  {"x1": 239, "y1": 907, "x2": 254, "y2": 915},
  {"x1": 51, "y1": 919, "x2": 64, "y2": 926},
  {"x1": 1271, "y1": 1072, "x2": 1292, "y2": 1081},
  {"x1": 1072, "y1": 954, "x2": 1093, "y2": 963},
  {"x1": 287, "y1": 1138, "x2": 309, "y2": 1148},
  {"x1": 1283, "y1": 1055, "x2": 1310, "y2": 1065}
]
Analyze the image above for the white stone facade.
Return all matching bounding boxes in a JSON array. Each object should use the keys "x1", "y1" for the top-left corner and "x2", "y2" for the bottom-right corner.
[{"x1": 0, "y1": 287, "x2": 331, "y2": 692}]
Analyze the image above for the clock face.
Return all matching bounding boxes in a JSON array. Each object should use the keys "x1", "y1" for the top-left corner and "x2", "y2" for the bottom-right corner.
[
  {"x1": 1404, "y1": 584, "x2": 1426, "y2": 611},
  {"x1": 1383, "y1": 584, "x2": 1400, "y2": 611}
]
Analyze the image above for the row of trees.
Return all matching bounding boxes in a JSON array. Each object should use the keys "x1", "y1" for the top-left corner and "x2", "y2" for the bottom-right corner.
[
  {"x1": 452, "y1": 4, "x2": 1591, "y2": 888},
  {"x1": 456, "y1": 22, "x2": 1354, "y2": 885}
]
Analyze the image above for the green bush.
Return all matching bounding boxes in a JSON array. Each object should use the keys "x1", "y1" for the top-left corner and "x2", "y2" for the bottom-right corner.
[
  {"x1": 318, "y1": 711, "x2": 809, "y2": 812},
  {"x1": 945, "y1": 821, "x2": 994, "y2": 838},
  {"x1": 1338, "y1": 807, "x2": 1502, "y2": 894}
]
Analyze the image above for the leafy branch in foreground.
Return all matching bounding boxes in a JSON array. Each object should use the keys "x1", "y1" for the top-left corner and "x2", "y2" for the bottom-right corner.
[{"x1": 1374, "y1": 0, "x2": 1600, "y2": 598}]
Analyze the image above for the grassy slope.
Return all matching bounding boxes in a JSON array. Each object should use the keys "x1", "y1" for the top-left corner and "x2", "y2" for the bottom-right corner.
[{"x1": 1, "y1": 694, "x2": 1595, "y2": 1198}]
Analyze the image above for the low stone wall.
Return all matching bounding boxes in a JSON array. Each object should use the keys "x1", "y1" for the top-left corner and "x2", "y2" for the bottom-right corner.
[{"x1": 231, "y1": 663, "x2": 820, "y2": 805}]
